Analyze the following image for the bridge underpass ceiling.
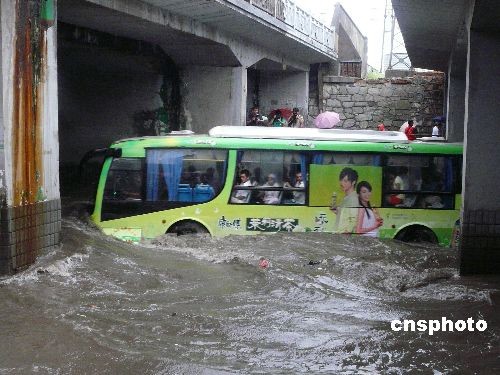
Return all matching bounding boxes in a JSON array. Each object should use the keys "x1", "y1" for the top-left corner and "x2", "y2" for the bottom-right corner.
[
  {"x1": 58, "y1": 0, "x2": 240, "y2": 67},
  {"x1": 249, "y1": 59, "x2": 302, "y2": 72},
  {"x1": 59, "y1": 0, "x2": 333, "y2": 69},
  {"x1": 141, "y1": 0, "x2": 333, "y2": 64},
  {"x1": 393, "y1": 0, "x2": 500, "y2": 73},
  {"x1": 392, "y1": 0, "x2": 467, "y2": 72},
  {"x1": 471, "y1": 0, "x2": 500, "y2": 33}
]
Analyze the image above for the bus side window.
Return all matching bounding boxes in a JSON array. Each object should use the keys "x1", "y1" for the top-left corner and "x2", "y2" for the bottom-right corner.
[
  {"x1": 233, "y1": 150, "x2": 307, "y2": 205},
  {"x1": 383, "y1": 155, "x2": 456, "y2": 209},
  {"x1": 146, "y1": 149, "x2": 227, "y2": 205}
]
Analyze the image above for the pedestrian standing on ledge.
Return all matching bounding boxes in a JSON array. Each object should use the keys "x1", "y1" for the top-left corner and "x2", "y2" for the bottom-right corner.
[
  {"x1": 404, "y1": 120, "x2": 417, "y2": 140},
  {"x1": 287, "y1": 107, "x2": 304, "y2": 128}
]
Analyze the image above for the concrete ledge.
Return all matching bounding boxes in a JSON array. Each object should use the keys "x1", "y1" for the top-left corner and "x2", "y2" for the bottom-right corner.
[{"x1": 323, "y1": 76, "x2": 358, "y2": 84}]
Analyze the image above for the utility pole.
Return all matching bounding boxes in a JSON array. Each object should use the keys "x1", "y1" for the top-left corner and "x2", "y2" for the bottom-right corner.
[
  {"x1": 379, "y1": 0, "x2": 390, "y2": 73},
  {"x1": 380, "y1": 0, "x2": 410, "y2": 73}
]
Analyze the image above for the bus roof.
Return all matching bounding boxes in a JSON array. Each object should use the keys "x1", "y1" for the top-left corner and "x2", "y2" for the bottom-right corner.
[
  {"x1": 209, "y1": 126, "x2": 409, "y2": 143},
  {"x1": 110, "y1": 126, "x2": 462, "y2": 156}
]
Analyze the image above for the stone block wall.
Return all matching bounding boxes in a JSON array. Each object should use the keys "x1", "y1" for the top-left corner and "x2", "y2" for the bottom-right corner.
[{"x1": 311, "y1": 72, "x2": 445, "y2": 134}]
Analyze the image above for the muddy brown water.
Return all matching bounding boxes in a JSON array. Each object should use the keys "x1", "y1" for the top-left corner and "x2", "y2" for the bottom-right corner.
[{"x1": 1, "y1": 214, "x2": 499, "y2": 374}]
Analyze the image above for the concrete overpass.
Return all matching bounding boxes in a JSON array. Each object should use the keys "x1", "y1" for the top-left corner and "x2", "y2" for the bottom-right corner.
[
  {"x1": 0, "y1": 0, "x2": 336, "y2": 274},
  {"x1": 393, "y1": 0, "x2": 500, "y2": 274},
  {"x1": 331, "y1": 3, "x2": 368, "y2": 78}
]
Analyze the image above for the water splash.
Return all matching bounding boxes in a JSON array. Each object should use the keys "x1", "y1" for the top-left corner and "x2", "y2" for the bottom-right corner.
[{"x1": 0, "y1": 217, "x2": 498, "y2": 374}]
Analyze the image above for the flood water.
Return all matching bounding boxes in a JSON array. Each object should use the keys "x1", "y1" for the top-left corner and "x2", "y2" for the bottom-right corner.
[{"x1": 1, "y1": 212, "x2": 500, "y2": 373}]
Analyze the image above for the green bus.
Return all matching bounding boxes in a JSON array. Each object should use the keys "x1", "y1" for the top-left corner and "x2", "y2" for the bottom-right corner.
[{"x1": 89, "y1": 126, "x2": 462, "y2": 245}]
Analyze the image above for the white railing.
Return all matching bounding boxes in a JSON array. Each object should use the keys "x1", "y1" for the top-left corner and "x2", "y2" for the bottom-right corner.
[{"x1": 246, "y1": 0, "x2": 335, "y2": 53}]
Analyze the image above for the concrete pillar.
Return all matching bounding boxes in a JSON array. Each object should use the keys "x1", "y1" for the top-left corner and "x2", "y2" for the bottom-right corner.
[
  {"x1": 258, "y1": 71, "x2": 309, "y2": 121},
  {"x1": 446, "y1": 65, "x2": 466, "y2": 142},
  {"x1": 0, "y1": 1, "x2": 61, "y2": 275},
  {"x1": 182, "y1": 66, "x2": 247, "y2": 133},
  {"x1": 459, "y1": 29, "x2": 500, "y2": 274},
  {"x1": 229, "y1": 67, "x2": 248, "y2": 127}
]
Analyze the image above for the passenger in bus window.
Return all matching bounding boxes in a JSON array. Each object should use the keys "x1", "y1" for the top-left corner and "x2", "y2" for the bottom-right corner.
[
  {"x1": 293, "y1": 171, "x2": 306, "y2": 204},
  {"x1": 355, "y1": 181, "x2": 383, "y2": 237},
  {"x1": 386, "y1": 167, "x2": 409, "y2": 206},
  {"x1": 201, "y1": 167, "x2": 220, "y2": 192},
  {"x1": 259, "y1": 173, "x2": 281, "y2": 204},
  {"x1": 230, "y1": 169, "x2": 252, "y2": 203},
  {"x1": 180, "y1": 169, "x2": 191, "y2": 185},
  {"x1": 284, "y1": 171, "x2": 305, "y2": 204}
]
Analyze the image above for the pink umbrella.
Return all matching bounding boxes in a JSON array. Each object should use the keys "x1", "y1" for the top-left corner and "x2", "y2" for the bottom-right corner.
[{"x1": 314, "y1": 111, "x2": 340, "y2": 129}]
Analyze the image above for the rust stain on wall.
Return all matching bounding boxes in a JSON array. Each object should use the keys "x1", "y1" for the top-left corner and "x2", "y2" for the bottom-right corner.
[
  {"x1": 9, "y1": 0, "x2": 51, "y2": 269},
  {"x1": 12, "y1": 0, "x2": 48, "y2": 207}
]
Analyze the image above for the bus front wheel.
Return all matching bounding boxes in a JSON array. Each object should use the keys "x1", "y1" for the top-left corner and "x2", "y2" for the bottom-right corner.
[
  {"x1": 395, "y1": 225, "x2": 438, "y2": 244},
  {"x1": 168, "y1": 221, "x2": 209, "y2": 236}
]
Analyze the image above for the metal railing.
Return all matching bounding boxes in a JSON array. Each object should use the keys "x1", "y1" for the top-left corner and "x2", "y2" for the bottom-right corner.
[{"x1": 245, "y1": 0, "x2": 335, "y2": 53}]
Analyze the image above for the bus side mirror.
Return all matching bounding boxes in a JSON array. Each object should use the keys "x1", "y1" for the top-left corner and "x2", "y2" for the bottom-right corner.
[{"x1": 105, "y1": 148, "x2": 122, "y2": 158}]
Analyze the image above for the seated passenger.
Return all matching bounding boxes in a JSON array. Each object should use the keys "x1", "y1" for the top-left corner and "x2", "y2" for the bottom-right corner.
[
  {"x1": 203, "y1": 167, "x2": 220, "y2": 193},
  {"x1": 230, "y1": 169, "x2": 252, "y2": 203},
  {"x1": 386, "y1": 168, "x2": 409, "y2": 206},
  {"x1": 260, "y1": 173, "x2": 281, "y2": 204},
  {"x1": 284, "y1": 171, "x2": 305, "y2": 204}
]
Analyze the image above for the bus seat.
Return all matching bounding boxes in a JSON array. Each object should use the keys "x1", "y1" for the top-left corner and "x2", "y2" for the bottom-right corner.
[
  {"x1": 177, "y1": 184, "x2": 193, "y2": 202},
  {"x1": 193, "y1": 184, "x2": 215, "y2": 202}
]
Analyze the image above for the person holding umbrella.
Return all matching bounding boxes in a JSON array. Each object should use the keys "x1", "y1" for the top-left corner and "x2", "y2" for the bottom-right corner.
[{"x1": 269, "y1": 110, "x2": 287, "y2": 127}]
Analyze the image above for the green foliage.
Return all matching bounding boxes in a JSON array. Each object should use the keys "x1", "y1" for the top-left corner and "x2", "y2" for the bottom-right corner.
[{"x1": 366, "y1": 71, "x2": 384, "y2": 80}]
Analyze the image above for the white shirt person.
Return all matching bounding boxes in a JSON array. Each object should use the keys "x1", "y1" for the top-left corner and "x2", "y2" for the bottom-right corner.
[{"x1": 231, "y1": 170, "x2": 253, "y2": 203}]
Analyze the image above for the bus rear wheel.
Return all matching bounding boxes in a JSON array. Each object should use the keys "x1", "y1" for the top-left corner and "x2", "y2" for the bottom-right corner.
[
  {"x1": 395, "y1": 225, "x2": 438, "y2": 244},
  {"x1": 168, "y1": 221, "x2": 209, "y2": 236}
]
